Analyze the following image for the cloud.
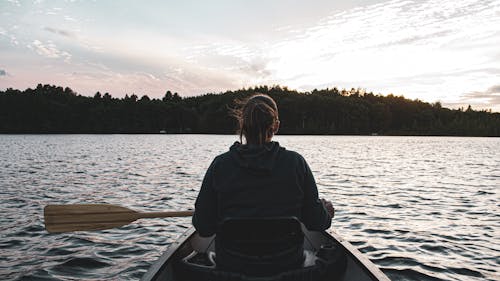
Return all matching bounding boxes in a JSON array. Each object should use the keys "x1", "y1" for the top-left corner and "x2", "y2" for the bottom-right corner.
[
  {"x1": 184, "y1": 40, "x2": 274, "y2": 88},
  {"x1": 28, "y1": 40, "x2": 72, "y2": 62},
  {"x1": 462, "y1": 85, "x2": 500, "y2": 104},
  {"x1": 238, "y1": 60, "x2": 272, "y2": 79},
  {"x1": 258, "y1": 0, "x2": 500, "y2": 110},
  {"x1": 487, "y1": 85, "x2": 500, "y2": 93},
  {"x1": 0, "y1": 27, "x2": 19, "y2": 45},
  {"x1": 372, "y1": 30, "x2": 453, "y2": 49},
  {"x1": 44, "y1": 27, "x2": 75, "y2": 38},
  {"x1": 442, "y1": 84, "x2": 500, "y2": 112},
  {"x1": 0, "y1": 69, "x2": 6, "y2": 76},
  {"x1": 64, "y1": 15, "x2": 77, "y2": 22},
  {"x1": 4, "y1": 0, "x2": 498, "y2": 108},
  {"x1": 6, "y1": 0, "x2": 20, "y2": 6},
  {"x1": 185, "y1": 42, "x2": 258, "y2": 64}
]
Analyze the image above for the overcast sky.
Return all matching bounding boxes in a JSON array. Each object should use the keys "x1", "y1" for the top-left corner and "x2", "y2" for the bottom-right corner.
[{"x1": 1, "y1": 0, "x2": 499, "y2": 111}]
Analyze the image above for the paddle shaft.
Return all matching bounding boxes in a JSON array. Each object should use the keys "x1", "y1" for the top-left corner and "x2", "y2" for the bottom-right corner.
[{"x1": 137, "y1": 211, "x2": 194, "y2": 218}]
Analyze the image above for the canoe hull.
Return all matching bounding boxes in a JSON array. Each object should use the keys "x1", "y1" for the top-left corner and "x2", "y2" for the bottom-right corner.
[{"x1": 142, "y1": 227, "x2": 390, "y2": 281}]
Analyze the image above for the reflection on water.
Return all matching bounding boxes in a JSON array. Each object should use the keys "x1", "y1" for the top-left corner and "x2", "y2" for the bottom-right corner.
[{"x1": 0, "y1": 135, "x2": 498, "y2": 280}]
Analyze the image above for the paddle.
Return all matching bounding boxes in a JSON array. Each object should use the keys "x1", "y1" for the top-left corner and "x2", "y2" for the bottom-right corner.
[{"x1": 44, "y1": 204, "x2": 194, "y2": 233}]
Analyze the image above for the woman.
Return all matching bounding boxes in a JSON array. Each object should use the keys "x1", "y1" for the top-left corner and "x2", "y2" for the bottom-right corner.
[{"x1": 192, "y1": 93, "x2": 334, "y2": 237}]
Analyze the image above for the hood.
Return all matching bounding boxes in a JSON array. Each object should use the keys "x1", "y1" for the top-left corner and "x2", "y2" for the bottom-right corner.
[{"x1": 229, "y1": 141, "x2": 283, "y2": 175}]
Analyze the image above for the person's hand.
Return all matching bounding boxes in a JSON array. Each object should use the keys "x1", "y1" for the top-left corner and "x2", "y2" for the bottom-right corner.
[{"x1": 321, "y1": 198, "x2": 335, "y2": 218}]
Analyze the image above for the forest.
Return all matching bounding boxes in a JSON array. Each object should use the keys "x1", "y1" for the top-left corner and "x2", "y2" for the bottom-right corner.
[{"x1": 0, "y1": 84, "x2": 499, "y2": 136}]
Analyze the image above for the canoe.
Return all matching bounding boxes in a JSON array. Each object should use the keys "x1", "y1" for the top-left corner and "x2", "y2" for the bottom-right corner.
[{"x1": 141, "y1": 226, "x2": 390, "y2": 281}]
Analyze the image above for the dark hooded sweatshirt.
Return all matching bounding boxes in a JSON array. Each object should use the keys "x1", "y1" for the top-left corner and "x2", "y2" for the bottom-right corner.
[{"x1": 192, "y1": 141, "x2": 331, "y2": 237}]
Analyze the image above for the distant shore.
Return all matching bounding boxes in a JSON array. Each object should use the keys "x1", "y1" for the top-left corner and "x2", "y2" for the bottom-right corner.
[
  {"x1": 1, "y1": 84, "x2": 499, "y2": 137},
  {"x1": 1, "y1": 133, "x2": 498, "y2": 138}
]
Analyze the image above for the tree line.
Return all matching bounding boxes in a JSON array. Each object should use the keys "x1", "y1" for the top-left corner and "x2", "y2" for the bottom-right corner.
[{"x1": 0, "y1": 84, "x2": 499, "y2": 136}]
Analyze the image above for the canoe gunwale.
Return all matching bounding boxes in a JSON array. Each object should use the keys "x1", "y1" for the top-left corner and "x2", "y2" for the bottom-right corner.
[
  {"x1": 141, "y1": 227, "x2": 195, "y2": 281},
  {"x1": 325, "y1": 230, "x2": 390, "y2": 281}
]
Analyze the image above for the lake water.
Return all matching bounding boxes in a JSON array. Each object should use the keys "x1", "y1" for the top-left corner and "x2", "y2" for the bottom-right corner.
[{"x1": 0, "y1": 135, "x2": 498, "y2": 281}]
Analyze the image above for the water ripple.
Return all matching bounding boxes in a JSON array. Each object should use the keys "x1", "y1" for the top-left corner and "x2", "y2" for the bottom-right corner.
[{"x1": 0, "y1": 135, "x2": 499, "y2": 281}]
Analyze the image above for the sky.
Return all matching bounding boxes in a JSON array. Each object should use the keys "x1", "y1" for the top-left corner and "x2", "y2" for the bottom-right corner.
[{"x1": 1, "y1": 0, "x2": 499, "y2": 112}]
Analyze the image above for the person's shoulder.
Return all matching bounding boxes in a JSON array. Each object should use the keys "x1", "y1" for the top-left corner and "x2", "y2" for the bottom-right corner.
[
  {"x1": 211, "y1": 142, "x2": 238, "y2": 164},
  {"x1": 281, "y1": 147, "x2": 302, "y2": 158},
  {"x1": 276, "y1": 143, "x2": 306, "y2": 162},
  {"x1": 214, "y1": 150, "x2": 232, "y2": 162}
]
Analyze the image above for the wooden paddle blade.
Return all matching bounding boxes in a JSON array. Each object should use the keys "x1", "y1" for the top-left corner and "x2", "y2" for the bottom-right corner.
[{"x1": 44, "y1": 204, "x2": 139, "y2": 233}]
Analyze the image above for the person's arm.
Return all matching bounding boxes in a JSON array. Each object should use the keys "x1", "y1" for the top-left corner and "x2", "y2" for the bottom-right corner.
[
  {"x1": 192, "y1": 159, "x2": 218, "y2": 237},
  {"x1": 300, "y1": 159, "x2": 332, "y2": 231}
]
